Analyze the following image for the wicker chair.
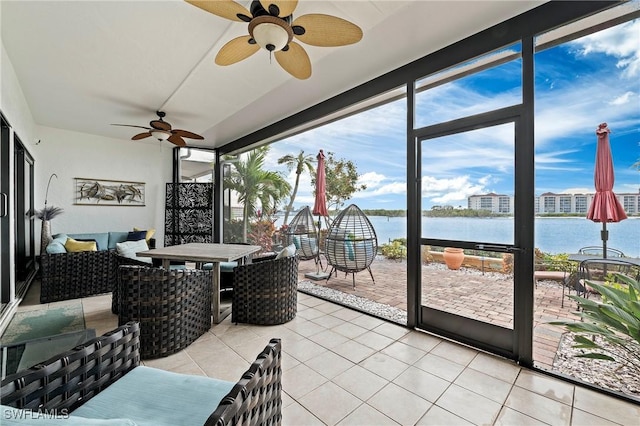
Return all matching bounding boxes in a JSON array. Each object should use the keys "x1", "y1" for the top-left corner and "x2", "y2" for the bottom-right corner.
[
  {"x1": 232, "y1": 255, "x2": 299, "y2": 325},
  {"x1": 1, "y1": 322, "x2": 283, "y2": 426},
  {"x1": 325, "y1": 204, "x2": 378, "y2": 288},
  {"x1": 116, "y1": 265, "x2": 212, "y2": 359},
  {"x1": 284, "y1": 206, "x2": 323, "y2": 270}
]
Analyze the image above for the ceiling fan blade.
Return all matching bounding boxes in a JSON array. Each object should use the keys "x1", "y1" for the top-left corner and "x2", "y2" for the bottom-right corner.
[
  {"x1": 215, "y1": 36, "x2": 260, "y2": 65},
  {"x1": 259, "y1": 0, "x2": 297, "y2": 17},
  {"x1": 150, "y1": 120, "x2": 171, "y2": 131},
  {"x1": 111, "y1": 124, "x2": 152, "y2": 131},
  {"x1": 132, "y1": 132, "x2": 152, "y2": 140},
  {"x1": 292, "y1": 14, "x2": 363, "y2": 47},
  {"x1": 184, "y1": 0, "x2": 251, "y2": 22},
  {"x1": 275, "y1": 42, "x2": 311, "y2": 80},
  {"x1": 173, "y1": 129, "x2": 204, "y2": 140},
  {"x1": 168, "y1": 134, "x2": 187, "y2": 147}
]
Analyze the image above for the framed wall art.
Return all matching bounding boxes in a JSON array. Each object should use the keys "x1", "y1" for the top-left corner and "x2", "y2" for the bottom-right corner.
[{"x1": 75, "y1": 177, "x2": 145, "y2": 206}]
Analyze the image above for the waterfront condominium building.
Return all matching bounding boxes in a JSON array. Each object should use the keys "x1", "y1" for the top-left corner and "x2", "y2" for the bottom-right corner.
[{"x1": 468, "y1": 191, "x2": 640, "y2": 215}]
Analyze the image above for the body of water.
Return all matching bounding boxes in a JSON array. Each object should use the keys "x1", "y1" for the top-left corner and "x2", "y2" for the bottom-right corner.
[
  {"x1": 274, "y1": 215, "x2": 638, "y2": 256},
  {"x1": 367, "y1": 216, "x2": 639, "y2": 257}
]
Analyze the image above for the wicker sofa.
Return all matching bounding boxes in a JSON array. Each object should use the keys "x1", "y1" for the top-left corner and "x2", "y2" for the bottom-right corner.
[
  {"x1": 0, "y1": 322, "x2": 283, "y2": 425},
  {"x1": 40, "y1": 231, "x2": 155, "y2": 303}
]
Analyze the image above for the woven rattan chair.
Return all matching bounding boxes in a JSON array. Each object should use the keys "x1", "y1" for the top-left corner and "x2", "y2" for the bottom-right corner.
[
  {"x1": 284, "y1": 206, "x2": 323, "y2": 270},
  {"x1": 1, "y1": 322, "x2": 283, "y2": 426},
  {"x1": 117, "y1": 265, "x2": 212, "y2": 359},
  {"x1": 232, "y1": 255, "x2": 299, "y2": 325},
  {"x1": 325, "y1": 204, "x2": 378, "y2": 289}
]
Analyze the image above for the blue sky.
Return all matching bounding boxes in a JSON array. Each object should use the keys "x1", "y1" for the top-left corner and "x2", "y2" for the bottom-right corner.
[{"x1": 263, "y1": 17, "x2": 639, "y2": 211}]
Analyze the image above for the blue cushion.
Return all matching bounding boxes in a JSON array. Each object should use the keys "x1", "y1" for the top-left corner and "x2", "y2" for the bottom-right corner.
[
  {"x1": 202, "y1": 262, "x2": 236, "y2": 272},
  {"x1": 67, "y1": 233, "x2": 109, "y2": 252},
  {"x1": 1, "y1": 405, "x2": 136, "y2": 425},
  {"x1": 71, "y1": 366, "x2": 234, "y2": 426},
  {"x1": 45, "y1": 241, "x2": 67, "y2": 254},
  {"x1": 345, "y1": 240, "x2": 355, "y2": 261},
  {"x1": 292, "y1": 236, "x2": 301, "y2": 249},
  {"x1": 108, "y1": 232, "x2": 130, "y2": 250}
]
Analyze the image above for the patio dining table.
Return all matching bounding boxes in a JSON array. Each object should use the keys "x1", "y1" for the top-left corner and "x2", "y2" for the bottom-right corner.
[
  {"x1": 136, "y1": 243, "x2": 262, "y2": 323},
  {"x1": 567, "y1": 254, "x2": 640, "y2": 266}
]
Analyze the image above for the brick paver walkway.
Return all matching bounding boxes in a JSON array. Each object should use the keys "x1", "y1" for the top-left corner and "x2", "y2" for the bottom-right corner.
[{"x1": 297, "y1": 256, "x2": 579, "y2": 371}]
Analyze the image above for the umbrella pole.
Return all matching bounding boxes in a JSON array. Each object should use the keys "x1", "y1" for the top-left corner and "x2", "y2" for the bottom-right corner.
[{"x1": 601, "y1": 222, "x2": 608, "y2": 260}]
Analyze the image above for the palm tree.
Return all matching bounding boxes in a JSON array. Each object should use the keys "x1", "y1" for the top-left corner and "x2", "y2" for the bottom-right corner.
[
  {"x1": 225, "y1": 146, "x2": 291, "y2": 242},
  {"x1": 278, "y1": 150, "x2": 316, "y2": 224}
]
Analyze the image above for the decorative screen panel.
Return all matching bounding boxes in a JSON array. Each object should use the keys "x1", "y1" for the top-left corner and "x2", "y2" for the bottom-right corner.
[{"x1": 165, "y1": 183, "x2": 213, "y2": 246}]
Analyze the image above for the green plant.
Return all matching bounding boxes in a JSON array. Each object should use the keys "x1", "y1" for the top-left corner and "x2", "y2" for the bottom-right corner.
[
  {"x1": 550, "y1": 273, "x2": 640, "y2": 373},
  {"x1": 381, "y1": 240, "x2": 407, "y2": 260}
]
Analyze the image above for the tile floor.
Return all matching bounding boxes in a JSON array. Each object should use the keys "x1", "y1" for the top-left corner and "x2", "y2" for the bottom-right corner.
[{"x1": 16, "y1": 283, "x2": 640, "y2": 425}]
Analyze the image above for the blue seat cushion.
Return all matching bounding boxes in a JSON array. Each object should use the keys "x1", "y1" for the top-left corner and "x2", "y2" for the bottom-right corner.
[
  {"x1": 71, "y1": 366, "x2": 234, "y2": 426},
  {"x1": 108, "y1": 232, "x2": 130, "y2": 250},
  {"x1": 202, "y1": 261, "x2": 237, "y2": 272}
]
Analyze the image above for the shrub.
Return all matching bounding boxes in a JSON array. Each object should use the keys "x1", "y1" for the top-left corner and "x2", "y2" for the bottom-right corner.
[
  {"x1": 381, "y1": 239, "x2": 407, "y2": 260},
  {"x1": 550, "y1": 273, "x2": 640, "y2": 374}
]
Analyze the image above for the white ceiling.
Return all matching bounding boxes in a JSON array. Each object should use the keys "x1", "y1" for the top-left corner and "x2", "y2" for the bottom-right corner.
[{"x1": 1, "y1": 0, "x2": 546, "y2": 149}]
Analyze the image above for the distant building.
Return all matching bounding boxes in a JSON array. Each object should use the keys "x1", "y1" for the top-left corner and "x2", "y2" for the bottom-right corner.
[{"x1": 468, "y1": 191, "x2": 639, "y2": 215}]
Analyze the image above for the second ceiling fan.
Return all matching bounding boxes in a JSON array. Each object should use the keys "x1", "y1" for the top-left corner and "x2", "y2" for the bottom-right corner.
[{"x1": 186, "y1": 0, "x2": 363, "y2": 79}]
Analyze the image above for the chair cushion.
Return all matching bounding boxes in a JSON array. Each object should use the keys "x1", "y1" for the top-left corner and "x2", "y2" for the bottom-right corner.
[
  {"x1": 116, "y1": 240, "x2": 152, "y2": 264},
  {"x1": 108, "y1": 232, "x2": 130, "y2": 250},
  {"x1": 276, "y1": 243, "x2": 297, "y2": 259},
  {"x1": 45, "y1": 241, "x2": 67, "y2": 254},
  {"x1": 71, "y1": 366, "x2": 234, "y2": 426},
  {"x1": 126, "y1": 231, "x2": 147, "y2": 242},
  {"x1": 133, "y1": 227, "x2": 156, "y2": 244}
]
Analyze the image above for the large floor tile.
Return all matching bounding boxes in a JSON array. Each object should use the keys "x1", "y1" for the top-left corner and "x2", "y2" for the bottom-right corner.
[
  {"x1": 298, "y1": 382, "x2": 362, "y2": 425},
  {"x1": 282, "y1": 402, "x2": 324, "y2": 426},
  {"x1": 330, "y1": 339, "x2": 377, "y2": 363},
  {"x1": 392, "y1": 366, "x2": 451, "y2": 403},
  {"x1": 360, "y1": 352, "x2": 410, "y2": 381},
  {"x1": 281, "y1": 363, "x2": 328, "y2": 399},
  {"x1": 332, "y1": 365, "x2": 389, "y2": 401},
  {"x1": 504, "y1": 385, "x2": 572, "y2": 426},
  {"x1": 367, "y1": 382, "x2": 432, "y2": 425},
  {"x1": 573, "y1": 386, "x2": 640, "y2": 425},
  {"x1": 381, "y1": 341, "x2": 427, "y2": 365},
  {"x1": 454, "y1": 367, "x2": 513, "y2": 404},
  {"x1": 284, "y1": 337, "x2": 328, "y2": 362},
  {"x1": 436, "y1": 384, "x2": 503, "y2": 425},
  {"x1": 305, "y1": 350, "x2": 355, "y2": 380},
  {"x1": 354, "y1": 330, "x2": 395, "y2": 351},
  {"x1": 416, "y1": 405, "x2": 474, "y2": 426},
  {"x1": 494, "y1": 406, "x2": 547, "y2": 426},
  {"x1": 413, "y1": 353, "x2": 465, "y2": 382},
  {"x1": 399, "y1": 330, "x2": 442, "y2": 352},
  {"x1": 515, "y1": 369, "x2": 574, "y2": 405},
  {"x1": 430, "y1": 340, "x2": 478, "y2": 366},
  {"x1": 337, "y1": 403, "x2": 400, "y2": 426},
  {"x1": 468, "y1": 352, "x2": 521, "y2": 383}
]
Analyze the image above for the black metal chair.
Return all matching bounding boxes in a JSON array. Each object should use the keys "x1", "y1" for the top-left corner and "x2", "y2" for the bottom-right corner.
[
  {"x1": 324, "y1": 204, "x2": 378, "y2": 289},
  {"x1": 577, "y1": 246, "x2": 625, "y2": 258},
  {"x1": 576, "y1": 258, "x2": 638, "y2": 299},
  {"x1": 116, "y1": 265, "x2": 212, "y2": 359}
]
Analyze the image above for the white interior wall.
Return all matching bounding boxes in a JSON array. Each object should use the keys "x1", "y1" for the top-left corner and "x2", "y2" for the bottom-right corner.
[
  {"x1": 34, "y1": 126, "x2": 172, "y2": 249},
  {"x1": 2, "y1": 36, "x2": 172, "y2": 254}
]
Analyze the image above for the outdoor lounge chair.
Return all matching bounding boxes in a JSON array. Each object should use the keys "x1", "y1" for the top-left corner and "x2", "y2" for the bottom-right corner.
[
  {"x1": 284, "y1": 206, "x2": 324, "y2": 270},
  {"x1": 0, "y1": 322, "x2": 283, "y2": 425},
  {"x1": 232, "y1": 254, "x2": 299, "y2": 325},
  {"x1": 116, "y1": 265, "x2": 212, "y2": 359},
  {"x1": 325, "y1": 204, "x2": 378, "y2": 289}
]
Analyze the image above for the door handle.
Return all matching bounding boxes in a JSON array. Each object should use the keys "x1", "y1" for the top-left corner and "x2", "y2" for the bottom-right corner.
[
  {"x1": 475, "y1": 244, "x2": 524, "y2": 253},
  {"x1": 0, "y1": 193, "x2": 7, "y2": 218}
]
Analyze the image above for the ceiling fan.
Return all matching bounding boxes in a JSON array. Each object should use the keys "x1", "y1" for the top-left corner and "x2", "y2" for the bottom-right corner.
[
  {"x1": 185, "y1": 0, "x2": 363, "y2": 79},
  {"x1": 111, "y1": 111, "x2": 204, "y2": 147}
]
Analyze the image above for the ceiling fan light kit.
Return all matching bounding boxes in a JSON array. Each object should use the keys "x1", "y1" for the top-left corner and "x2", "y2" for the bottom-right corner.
[
  {"x1": 249, "y1": 15, "x2": 292, "y2": 51},
  {"x1": 150, "y1": 130, "x2": 171, "y2": 141},
  {"x1": 186, "y1": 0, "x2": 363, "y2": 79}
]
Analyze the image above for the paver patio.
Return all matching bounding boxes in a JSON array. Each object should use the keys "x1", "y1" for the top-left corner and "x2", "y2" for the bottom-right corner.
[{"x1": 296, "y1": 256, "x2": 579, "y2": 371}]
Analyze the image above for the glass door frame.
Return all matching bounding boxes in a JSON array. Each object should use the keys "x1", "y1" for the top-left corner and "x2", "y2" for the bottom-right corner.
[{"x1": 408, "y1": 39, "x2": 535, "y2": 365}]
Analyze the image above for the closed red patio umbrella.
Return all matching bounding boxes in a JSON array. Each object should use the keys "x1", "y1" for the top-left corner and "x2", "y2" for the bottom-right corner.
[
  {"x1": 309, "y1": 149, "x2": 330, "y2": 278},
  {"x1": 586, "y1": 123, "x2": 627, "y2": 258}
]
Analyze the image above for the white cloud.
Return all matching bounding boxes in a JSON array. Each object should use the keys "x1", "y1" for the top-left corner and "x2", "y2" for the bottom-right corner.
[
  {"x1": 609, "y1": 91, "x2": 636, "y2": 106},
  {"x1": 570, "y1": 20, "x2": 640, "y2": 78},
  {"x1": 422, "y1": 175, "x2": 489, "y2": 205}
]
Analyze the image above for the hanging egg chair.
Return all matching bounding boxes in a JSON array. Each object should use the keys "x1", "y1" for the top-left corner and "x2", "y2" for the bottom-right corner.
[
  {"x1": 285, "y1": 206, "x2": 322, "y2": 267},
  {"x1": 325, "y1": 204, "x2": 377, "y2": 288}
]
